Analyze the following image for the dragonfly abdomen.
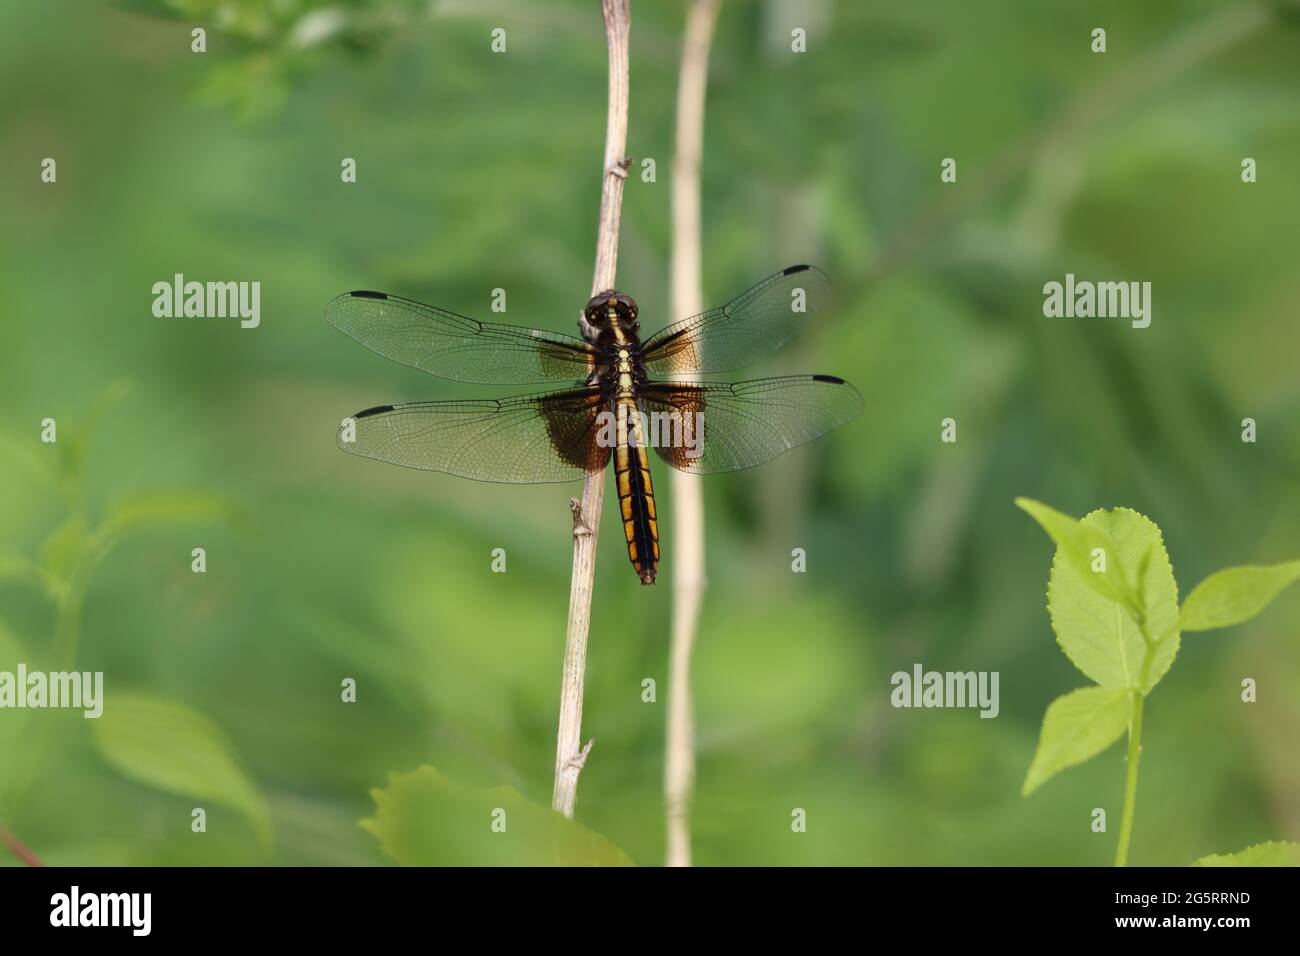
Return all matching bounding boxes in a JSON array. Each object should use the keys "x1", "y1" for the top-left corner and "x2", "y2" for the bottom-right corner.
[{"x1": 615, "y1": 399, "x2": 659, "y2": 585}]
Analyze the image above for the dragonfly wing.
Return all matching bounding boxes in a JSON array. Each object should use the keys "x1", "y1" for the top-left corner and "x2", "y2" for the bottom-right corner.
[
  {"x1": 638, "y1": 375, "x2": 862, "y2": 475},
  {"x1": 640, "y1": 265, "x2": 831, "y2": 375},
  {"x1": 326, "y1": 290, "x2": 599, "y2": 385},
  {"x1": 337, "y1": 386, "x2": 611, "y2": 483}
]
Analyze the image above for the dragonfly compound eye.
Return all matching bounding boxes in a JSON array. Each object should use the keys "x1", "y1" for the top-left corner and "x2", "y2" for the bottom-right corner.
[
  {"x1": 617, "y1": 294, "x2": 639, "y2": 324},
  {"x1": 584, "y1": 293, "x2": 614, "y2": 323}
]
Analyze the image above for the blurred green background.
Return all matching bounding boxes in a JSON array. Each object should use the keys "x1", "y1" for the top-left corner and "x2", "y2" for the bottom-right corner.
[{"x1": 2, "y1": 0, "x2": 1298, "y2": 866}]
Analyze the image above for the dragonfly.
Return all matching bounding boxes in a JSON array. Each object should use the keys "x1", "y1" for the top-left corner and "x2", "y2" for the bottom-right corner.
[{"x1": 326, "y1": 264, "x2": 862, "y2": 585}]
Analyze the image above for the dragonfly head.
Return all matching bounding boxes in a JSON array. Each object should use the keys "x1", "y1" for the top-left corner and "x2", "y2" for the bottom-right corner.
[{"x1": 583, "y1": 290, "x2": 639, "y2": 332}]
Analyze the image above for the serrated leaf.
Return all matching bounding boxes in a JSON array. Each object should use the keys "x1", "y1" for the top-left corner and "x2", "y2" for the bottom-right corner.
[
  {"x1": 1191, "y1": 841, "x2": 1300, "y2": 867},
  {"x1": 1016, "y1": 498, "x2": 1138, "y2": 614},
  {"x1": 91, "y1": 694, "x2": 269, "y2": 846},
  {"x1": 1022, "y1": 686, "x2": 1134, "y2": 796},
  {"x1": 361, "y1": 765, "x2": 633, "y2": 867},
  {"x1": 1180, "y1": 560, "x2": 1300, "y2": 632},
  {"x1": 1048, "y1": 508, "x2": 1181, "y2": 692}
]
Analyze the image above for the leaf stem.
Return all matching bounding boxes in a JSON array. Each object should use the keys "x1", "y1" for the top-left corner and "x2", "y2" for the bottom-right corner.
[
  {"x1": 1114, "y1": 689, "x2": 1144, "y2": 867},
  {"x1": 1116, "y1": 614, "x2": 1156, "y2": 867}
]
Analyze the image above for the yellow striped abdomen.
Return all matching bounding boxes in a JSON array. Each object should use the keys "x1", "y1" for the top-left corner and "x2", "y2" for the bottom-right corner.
[{"x1": 615, "y1": 398, "x2": 659, "y2": 585}]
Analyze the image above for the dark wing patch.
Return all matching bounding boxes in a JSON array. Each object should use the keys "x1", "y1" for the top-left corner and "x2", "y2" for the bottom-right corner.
[
  {"x1": 337, "y1": 386, "x2": 610, "y2": 483},
  {"x1": 640, "y1": 265, "x2": 831, "y2": 376},
  {"x1": 326, "y1": 290, "x2": 599, "y2": 385},
  {"x1": 638, "y1": 375, "x2": 862, "y2": 474}
]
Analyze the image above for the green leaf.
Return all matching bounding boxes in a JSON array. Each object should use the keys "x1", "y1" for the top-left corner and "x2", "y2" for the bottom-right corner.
[
  {"x1": 1016, "y1": 498, "x2": 1138, "y2": 614},
  {"x1": 1180, "y1": 560, "x2": 1300, "y2": 632},
  {"x1": 1047, "y1": 508, "x2": 1182, "y2": 692},
  {"x1": 91, "y1": 694, "x2": 269, "y2": 846},
  {"x1": 1191, "y1": 841, "x2": 1300, "y2": 867},
  {"x1": 361, "y1": 766, "x2": 634, "y2": 867},
  {"x1": 1022, "y1": 686, "x2": 1134, "y2": 796}
]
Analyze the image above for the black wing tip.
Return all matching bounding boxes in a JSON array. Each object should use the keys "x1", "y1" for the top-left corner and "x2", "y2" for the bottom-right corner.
[
  {"x1": 781, "y1": 263, "x2": 831, "y2": 288},
  {"x1": 351, "y1": 404, "x2": 395, "y2": 420},
  {"x1": 325, "y1": 289, "x2": 389, "y2": 321},
  {"x1": 811, "y1": 374, "x2": 865, "y2": 414},
  {"x1": 780, "y1": 261, "x2": 832, "y2": 277}
]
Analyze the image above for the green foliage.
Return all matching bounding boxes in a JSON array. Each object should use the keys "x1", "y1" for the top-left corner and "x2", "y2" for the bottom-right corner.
[
  {"x1": 0, "y1": 387, "x2": 238, "y2": 846},
  {"x1": 1015, "y1": 498, "x2": 1139, "y2": 615},
  {"x1": 91, "y1": 694, "x2": 270, "y2": 846},
  {"x1": 361, "y1": 766, "x2": 632, "y2": 867},
  {"x1": 123, "y1": 0, "x2": 433, "y2": 120},
  {"x1": 1191, "y1": 841, "x2": 1300, "y2": 867},
  {"x1": 1180, "y1": 561, "x2": 1300, "y2": 632},
  {"x1": 1019, "y1": 498, "x2": 1300, "y2": 865},
  {"x1": 2, "y1": 384, "x2": 231, "y2": 610},
  {"x1": 1045, "y1": 508, "x2": 1180, "y2": 692},
  {"x1": 1022, "y1": 687, "x2": 1132, "y2": 797}
]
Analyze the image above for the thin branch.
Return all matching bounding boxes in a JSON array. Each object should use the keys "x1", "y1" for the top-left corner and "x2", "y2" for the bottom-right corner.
[
  {"x1": 552, "y1": 0, "x2": 632, "y2": 819},
  {"x1": 664, "y1": 0, "x2": 720, "y2": 868},
  {"x1": 0, "y1": 826, "x2": 45, "y2": 867}
]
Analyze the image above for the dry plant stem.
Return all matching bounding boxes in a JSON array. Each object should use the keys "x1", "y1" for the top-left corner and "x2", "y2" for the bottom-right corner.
[
  {"x1": 664, "y1": 0, "x2": 720, "y2": 868},
  {"x1": 551, "y1": 0, "x2": 632, "y2": 819},
  {"x1": 0, "y1": 826, "x2": 45, "y2": 867}
]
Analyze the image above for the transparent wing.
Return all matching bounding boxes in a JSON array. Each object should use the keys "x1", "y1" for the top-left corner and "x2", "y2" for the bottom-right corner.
[
  {"x1": 336, "y1": 386, "x2": 610, "y2": 484},
  {"x1": 638, "y1": 375, "x2": 862, "y2": 475},
  {"x1": 640, "y1": 265, "x2": 831, "y2": 375},
  {"x1": 326, "y1": 290, "x2": 599, "y2": 385}
]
